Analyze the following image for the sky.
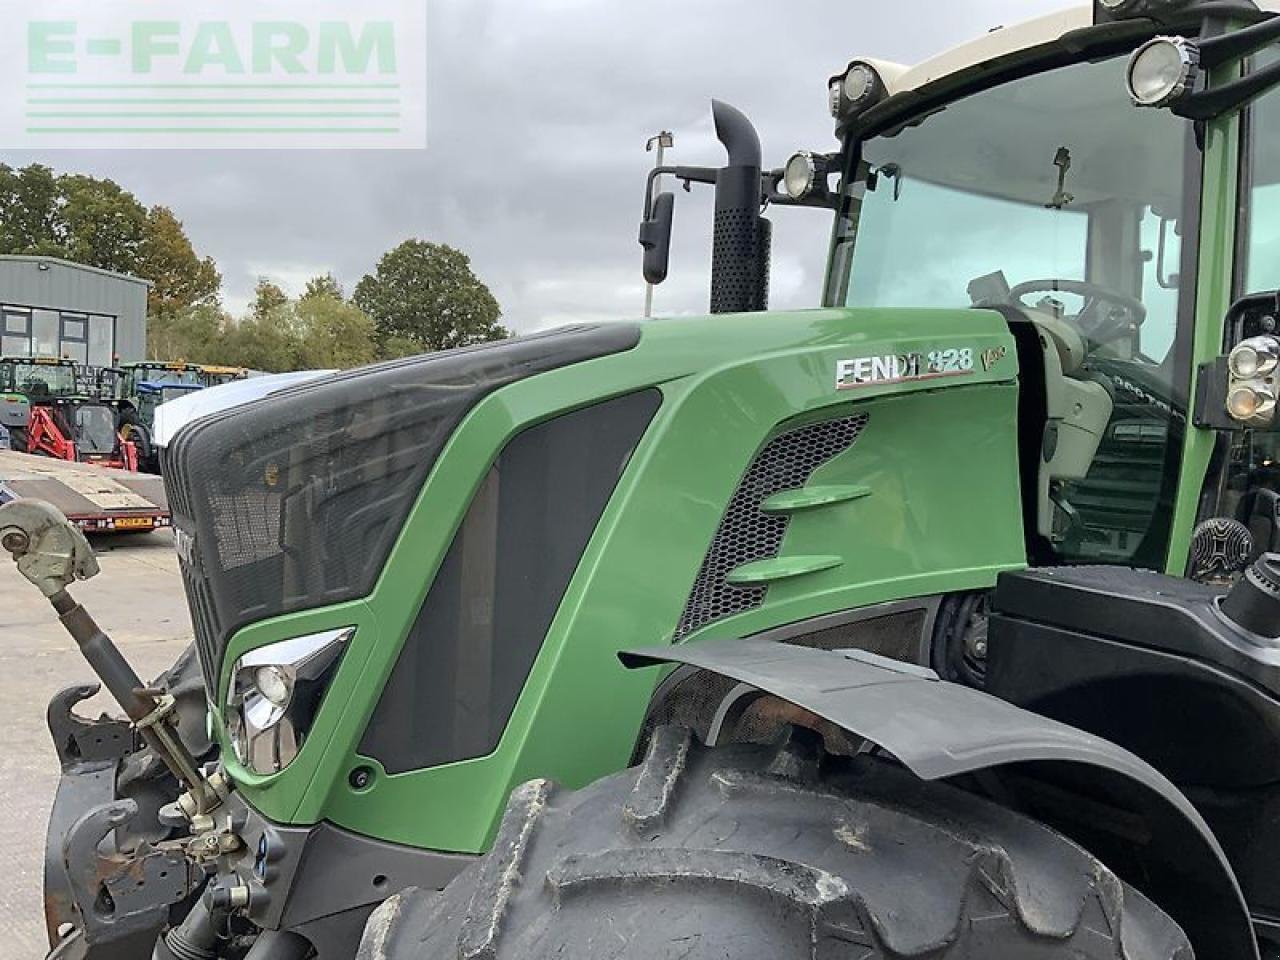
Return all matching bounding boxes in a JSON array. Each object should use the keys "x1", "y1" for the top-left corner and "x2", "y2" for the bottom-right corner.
[{"x1": 2, "y1": 0, "x2": 1077, "y2": 332}]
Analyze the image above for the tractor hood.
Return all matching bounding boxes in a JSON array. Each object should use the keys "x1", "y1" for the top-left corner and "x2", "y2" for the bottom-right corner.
[
  {"x1": 164, "y1": 325, "x2": 641, "y2": 687},
  {"x1": 152, "y1": 369, "x2": 335, "y2": 448}
]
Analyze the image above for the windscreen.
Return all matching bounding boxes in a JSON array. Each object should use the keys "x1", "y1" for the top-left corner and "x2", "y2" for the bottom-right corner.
[
  {"x1": 12, "y1": 362, "x2": 77, "y2": 398},
  {"x1": 837, "y1": 54, "x2": 1190, "y2": 373}
]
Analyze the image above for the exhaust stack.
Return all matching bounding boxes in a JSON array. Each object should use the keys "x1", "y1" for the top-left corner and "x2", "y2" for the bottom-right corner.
[{"x1": 709, "y1": 100, "x2": 771, "y2": 314}]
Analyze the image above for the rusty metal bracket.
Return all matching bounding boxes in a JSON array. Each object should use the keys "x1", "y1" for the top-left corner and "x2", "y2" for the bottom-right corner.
[
  {"x1": 47, "y1": 683, "x2": 136, "y2": 768},
  {"x1": 57, "y1": 800, "x2": 197, "y2": 951}
]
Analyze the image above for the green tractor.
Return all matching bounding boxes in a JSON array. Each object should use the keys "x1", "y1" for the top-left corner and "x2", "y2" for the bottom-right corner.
[
  {"x1": 13, "y1": 2, "x2": 1280, "y2": 958},
  {"x1": 111, "y1": 363, "x2": 204, "y2": 458}
]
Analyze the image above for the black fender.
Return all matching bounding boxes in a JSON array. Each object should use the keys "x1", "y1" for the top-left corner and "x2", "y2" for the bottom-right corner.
[{"x1": 621, "y1": 637, "x2": 1258, "y2": 960}]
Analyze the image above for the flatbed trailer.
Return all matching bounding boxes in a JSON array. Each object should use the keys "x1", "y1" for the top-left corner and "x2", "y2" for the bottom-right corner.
[{"x1": 0, "y1": 449, "x2": 169, "y2": 533}]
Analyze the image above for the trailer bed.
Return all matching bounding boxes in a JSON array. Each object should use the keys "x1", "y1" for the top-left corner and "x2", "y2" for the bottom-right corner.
[{"x1": 0, "y1": 450, "x2": 170, "y2": 533}]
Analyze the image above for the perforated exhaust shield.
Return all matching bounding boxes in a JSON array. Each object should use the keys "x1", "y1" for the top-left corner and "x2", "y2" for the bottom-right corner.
[{"x1": 164, "y1": 324, "x2": 640, "y2": 688}]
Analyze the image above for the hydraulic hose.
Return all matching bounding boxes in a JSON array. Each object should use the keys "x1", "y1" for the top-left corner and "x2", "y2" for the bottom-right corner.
[{"x1": 243, "y1": 931, "x2": 312, "y2": 960}]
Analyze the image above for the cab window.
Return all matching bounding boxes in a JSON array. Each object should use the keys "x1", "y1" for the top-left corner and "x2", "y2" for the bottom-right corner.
[{"x1": 834, "y1": 53, "x2": 1196, "y2": 569}]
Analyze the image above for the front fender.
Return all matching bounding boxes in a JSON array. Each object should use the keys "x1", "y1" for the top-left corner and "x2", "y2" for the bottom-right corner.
[{"x1": 621, "y1": 638, "x2": 1257, "y2": 960}]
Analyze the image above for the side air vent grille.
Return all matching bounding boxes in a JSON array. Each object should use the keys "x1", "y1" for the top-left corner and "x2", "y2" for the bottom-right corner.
[{"x1": 674, "y1": 413, "x2": 868, "y2": 640}]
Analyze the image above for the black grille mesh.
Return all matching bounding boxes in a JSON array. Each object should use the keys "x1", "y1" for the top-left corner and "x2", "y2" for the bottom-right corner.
[{"x1": 674, "y1": 413, "x2": 868, "y2": 640}]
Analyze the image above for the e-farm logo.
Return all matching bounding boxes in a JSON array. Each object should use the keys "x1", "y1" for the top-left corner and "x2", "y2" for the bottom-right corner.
[{"x1": 0, "y1": 1, "x2": 426, "y2": 149}]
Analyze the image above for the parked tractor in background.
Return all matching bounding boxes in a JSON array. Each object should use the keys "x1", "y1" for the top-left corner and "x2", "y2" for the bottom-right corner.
[
  {"x1": 14, "y1": 3, "x2": 1280, "y2": 960},
  {"x1": 0, "y1": 357, "x2": 137, "y2": 470},
  {"x1": 111, "y1": 364, "x2": 210, "y2": 472},
  {"x1": 107, "y1": 363, "x2": 248, "y2": 471},
  {"x1": 197, "y1": 364, "x2": 249, "y2": 388}
]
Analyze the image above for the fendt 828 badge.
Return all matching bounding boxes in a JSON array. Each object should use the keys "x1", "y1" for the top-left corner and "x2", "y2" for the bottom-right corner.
[{"x1": 835, "y1": 346, "x2": 976, "y2": 390}]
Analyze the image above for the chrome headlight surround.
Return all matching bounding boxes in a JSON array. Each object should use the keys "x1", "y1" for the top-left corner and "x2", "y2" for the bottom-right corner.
[
  {"x1": 1226, "y1": 336, "x2": 1280, "y2": 427},
  {"x1": 226, "y1": 626, "x2": 353, "y2": 775}
]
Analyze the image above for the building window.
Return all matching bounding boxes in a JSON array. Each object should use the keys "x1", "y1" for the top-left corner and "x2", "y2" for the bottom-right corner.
[
  {"x1": 60, "y1": 313, "x2": 89, "y2": 365},
  {"x1": 0, "y1": 304, "x2": 115, "y2": 366},
  {"x1": 61, "y1": 315, "x2": 86, "y2": 340},
  {"x1": 88, "y1": 316, "x2": 114, "y2": 367},
  {"x1": 32, "y1": 310, "x2": 59, "y2": 357},
  {"x1": 2, "y1": 307, "x2": 30, "y2": 358}
]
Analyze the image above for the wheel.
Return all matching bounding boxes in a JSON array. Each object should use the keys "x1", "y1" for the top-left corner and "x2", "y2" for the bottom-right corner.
[
  {"x1": 119, "y1": 419, "x2": 153, "y2": 464},
  {"x1": 358, "y1": 726, "x2": 1191, "y2": 960}
]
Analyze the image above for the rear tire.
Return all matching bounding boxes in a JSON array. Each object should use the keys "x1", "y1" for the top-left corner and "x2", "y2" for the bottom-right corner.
[
  {"x1": 358, "y1": 726, "x2": 1191, "y2": 960},
  {"x1": 119, "y1": 419, "x2": 153, "y2": 465}
]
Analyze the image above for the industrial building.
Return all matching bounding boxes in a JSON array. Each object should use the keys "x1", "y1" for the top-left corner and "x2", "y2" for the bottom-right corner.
[{"x1": 0, "y1": 255, "x2": 148, "y2": 368}]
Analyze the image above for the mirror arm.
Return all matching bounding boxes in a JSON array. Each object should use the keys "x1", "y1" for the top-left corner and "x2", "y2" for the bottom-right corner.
[{"x1": 643, "y1": 165, "x2": 717, "y2": 218}]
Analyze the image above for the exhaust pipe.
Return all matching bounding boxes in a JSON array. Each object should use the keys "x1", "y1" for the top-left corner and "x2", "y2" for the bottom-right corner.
[{"x1": 710, "y1": 100, "x2": 770, "y2": 314}]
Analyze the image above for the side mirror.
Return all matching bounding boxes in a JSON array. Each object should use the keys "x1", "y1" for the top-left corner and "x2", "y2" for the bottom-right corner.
[
  {"x1": 1194, "y1": 292, "x2": 1280, "y2": 430},
  {"x1": 639, "y1": 191, "x2": 675, "y2": 286}
]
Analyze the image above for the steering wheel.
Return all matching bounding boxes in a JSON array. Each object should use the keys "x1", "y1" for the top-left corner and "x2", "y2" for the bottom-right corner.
[{"x1": 1009, "y1": 279, "x2": 1147, "y2": 345}]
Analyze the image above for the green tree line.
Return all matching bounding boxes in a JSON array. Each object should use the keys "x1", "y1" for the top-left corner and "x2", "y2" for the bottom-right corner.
[{"x1": 0, "y1": 163, "x2": 509, "y2": 372}]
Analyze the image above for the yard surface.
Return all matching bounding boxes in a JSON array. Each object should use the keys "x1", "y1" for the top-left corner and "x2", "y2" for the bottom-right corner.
[{"x1": 0, "y1": 530, "x2": 191, "y2": 957}]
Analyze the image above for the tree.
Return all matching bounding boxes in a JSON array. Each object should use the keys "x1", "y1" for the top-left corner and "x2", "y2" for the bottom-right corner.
[
  {"x1": 58, "y1": 174, "x2": 149, "y2": 275},
  {"x1": 211, "y1": 283, "x2": 378, "y2": 373},
  {"x1": 295, "y1": 295, "x2": 376, "y2": 369},
  {"x1": 137, "y1": 207, "x2": 221, "y2": 317},
  {"x1": 301, "y1": 273, "x2": 344, "y2": 302},
  {"x1": 0, "y1": 163, "x2": 221, "y2": 317},
  {"x1": 354, "y1": 240, "x2": 508, "y2": 353},
  {"x1": 148, "y1": 303, "x2": 229, "y2": 363},
  {"x1": 251, "y1": 279, "x2": 290, "y2": 322},
  {"x1": 0, "y1": 164, "x2": 63, "y2": 255},
  {"x1": 220, "y1": 311, "x2": 301, "y2": 373}
]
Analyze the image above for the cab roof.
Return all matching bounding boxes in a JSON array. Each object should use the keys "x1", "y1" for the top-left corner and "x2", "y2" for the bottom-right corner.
[{"x1": 861, "y1": 3, "x2": 1280, "y2": 98}]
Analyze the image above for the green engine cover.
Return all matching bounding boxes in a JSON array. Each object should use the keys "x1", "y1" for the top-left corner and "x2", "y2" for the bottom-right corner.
[{"x1": 213, "y1": 305, "x2": 1025, "y2": 852}]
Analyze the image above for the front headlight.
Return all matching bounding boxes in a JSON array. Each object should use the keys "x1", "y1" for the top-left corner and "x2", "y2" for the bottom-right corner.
[
  {"x1": 226, "y1": 626, "x2": 353, "y2": 775},
  {"x1": 1225, "y1": 336, "x2": 1280, "y2": 427}
]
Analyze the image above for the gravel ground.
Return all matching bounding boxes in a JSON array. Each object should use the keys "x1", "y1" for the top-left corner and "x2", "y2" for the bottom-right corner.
[{"x1": 0, "y1": 529, "x2": 191, "y2": 958}]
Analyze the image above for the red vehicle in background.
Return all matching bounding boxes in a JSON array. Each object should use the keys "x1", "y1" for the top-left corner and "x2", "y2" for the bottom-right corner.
[{"x1": 0, "y1": 357, "x2": 138, "y2": 470}]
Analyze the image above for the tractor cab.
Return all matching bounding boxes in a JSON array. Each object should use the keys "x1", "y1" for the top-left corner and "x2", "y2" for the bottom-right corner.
[
  {"x1": 826, "y1": 31, "x2": 1190, "y2": 570},
  {"x1": 0, "y1": 356, "x2": 80, "y2": 402},
  {"x1": 813, "y1": 4, "x2": 1280, "y2": 580},
  {"x1": 134, "y1": 381, "x2": 203, "y2": 424},
  {"x1": 118, "y1": 361, "x2": 203, "y2": 400},
  {"x1": 113, "y1": 363, "x2": 208, "y2": 471}
]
